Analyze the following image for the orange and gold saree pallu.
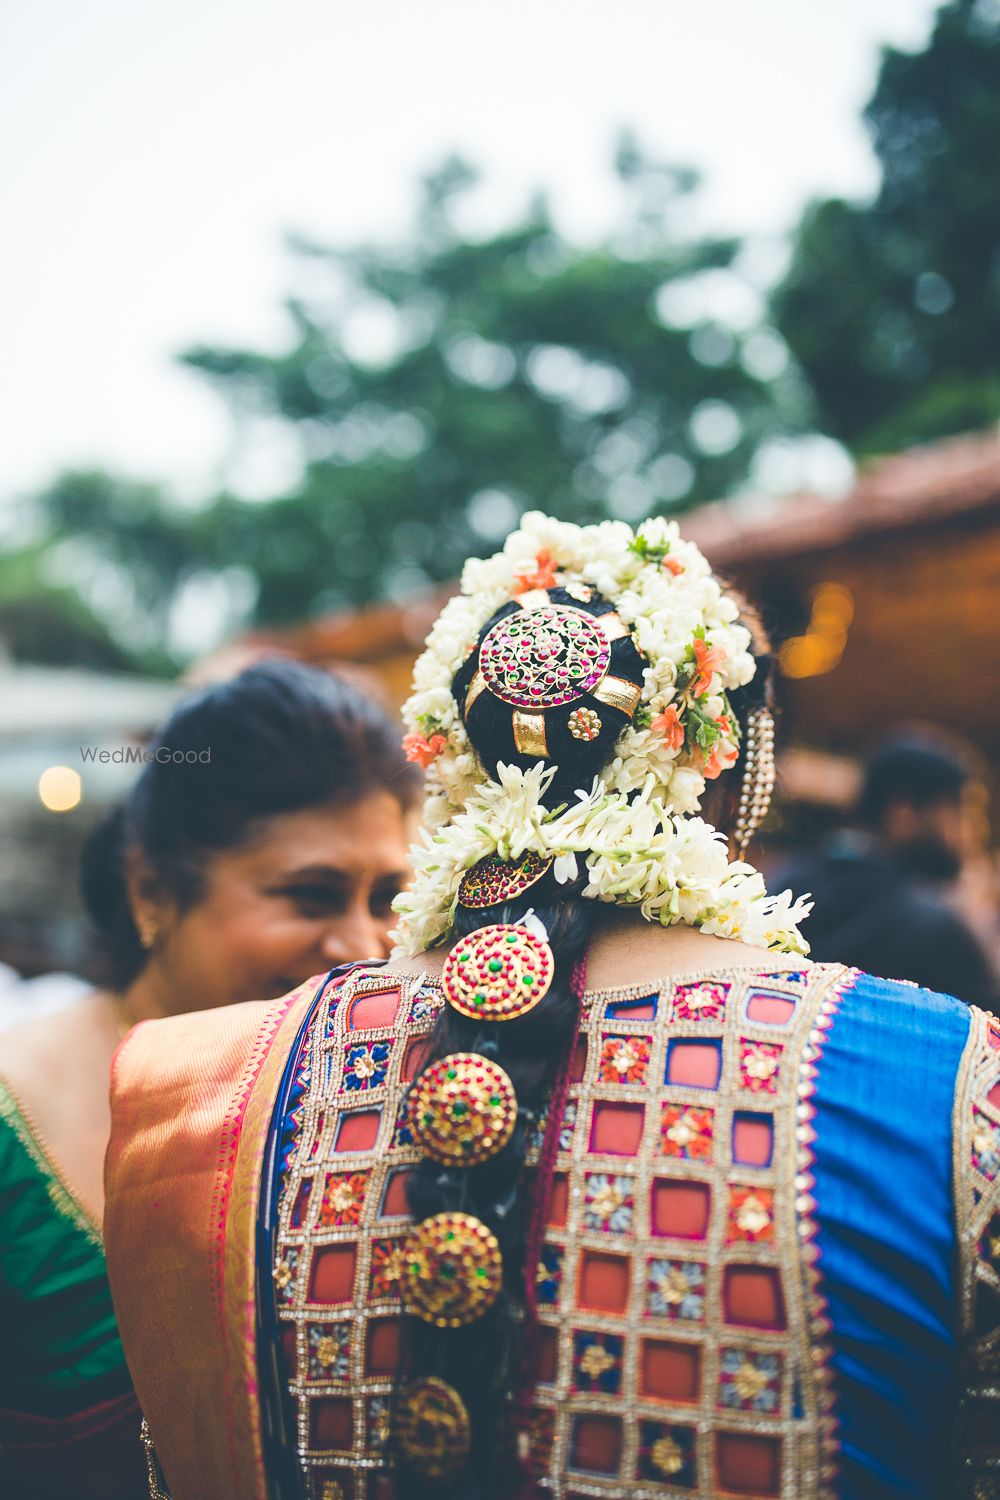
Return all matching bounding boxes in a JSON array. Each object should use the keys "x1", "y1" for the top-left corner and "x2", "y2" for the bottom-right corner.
[{"x1": 103, "y1": 976, "x2": 326, "y2": 1500}]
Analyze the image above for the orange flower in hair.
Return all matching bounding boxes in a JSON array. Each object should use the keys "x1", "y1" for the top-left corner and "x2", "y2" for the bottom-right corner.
[
  {"x1": 651, "y1": 705, "x2": 684, "y2": 751},
  {"x1": 702, "y1": 740, "x2": 739, "y2": 780},
  {"x1": 514, "y1": 548, "x2": 559, "y2": 594},
  {"x1": 690, "y1": 638, "x2": 727, "y2": 697},
  {"x1": 403, "y1": 732, "x2": 447, "y2": 769}
]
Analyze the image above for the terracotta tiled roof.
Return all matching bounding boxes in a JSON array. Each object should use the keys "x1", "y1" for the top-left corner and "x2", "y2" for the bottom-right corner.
[
  {"x1": 200, "y1": 428, "x2": 1000, "y2": 672},
  {"x1": 683, "y1": 429, "x2": 1000, "y2": 569}
]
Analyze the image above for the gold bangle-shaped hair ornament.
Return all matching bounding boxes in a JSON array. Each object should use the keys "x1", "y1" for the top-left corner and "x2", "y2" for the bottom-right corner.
[
  {"x1": 733, "y1": 707, "x2": 776, "y2": 856},
  {"x1": 512, "y1": 709, "x2": 548, "y2": 757},
  {"x1": 442, "y1": 923, "x2": 555, "y2": 1021},
  {"x1": 591, "y1": 674, "x2": 642, "y2": 718},
  {"x1": 464, "y1": 669, "x2": 488, "y2": 716}
]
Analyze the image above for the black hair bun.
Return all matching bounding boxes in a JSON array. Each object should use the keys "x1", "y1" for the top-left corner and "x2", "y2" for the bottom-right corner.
[{"x1": 452, "y1": 587, "x2": 646, "y2": 804}]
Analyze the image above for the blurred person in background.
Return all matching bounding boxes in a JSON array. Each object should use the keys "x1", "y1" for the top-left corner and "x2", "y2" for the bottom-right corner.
[
  {"x1": 0, "y1": 659, "x2": 419, "y2": 1500},
  {"x1": 778, "y1": 732, "x2": 1000, "y2": 1013}
]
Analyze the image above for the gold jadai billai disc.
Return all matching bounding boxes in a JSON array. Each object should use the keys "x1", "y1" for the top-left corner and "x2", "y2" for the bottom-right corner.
[
  {"x1": 401, "y1": 1211, "x2": 503, "y2": 1327},
  {"x1": 478, "y1": 604, "x2": 612, "y2": 709},
  {"x1": 395, "y1": 1376, "x2": 471, "y2": 1484},
  {"x1": 441, "y1": 924, "x2": 554, "y2": 1022},
  {"x1": 409, "y1": 1052, "x2": 518, "y2": 1167}
]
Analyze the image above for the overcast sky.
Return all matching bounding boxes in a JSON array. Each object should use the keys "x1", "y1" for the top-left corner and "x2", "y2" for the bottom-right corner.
[{"x1": 1, "y1": 0, "x2": 940, "y2": 502}]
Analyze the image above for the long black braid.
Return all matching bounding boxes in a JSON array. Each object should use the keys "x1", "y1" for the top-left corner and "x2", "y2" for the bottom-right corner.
[
  {"x1": 397, "y1": 584, "x2": 773, "y2": 1497},
  {"x1": 398, "y1": 588, "x2": 645, "y2": 1498}
]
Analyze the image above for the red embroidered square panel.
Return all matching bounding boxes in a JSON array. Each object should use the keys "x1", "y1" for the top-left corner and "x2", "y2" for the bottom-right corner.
[
  {"x1": 640, "y1": 1337, "x2": 702, "y2": 1403},
  {"x1": 307, "y1": 1244, "x2": 356, "y2": 1305},
  {"x1": 333, "y1": 1109, "x2": 381, "y2": 1153},
  {"x1": 666, "y1": 1039, "x2": 723, "y2": 1089},
  {"x1": 715, "y1": 1431, "x2": 782, "y2": 1495},
  {"x1": 364, "y1": 1317, "x2": 400, "y2": 1377},
  {"x1": 589, "y1": 1100, "x2": 645, "y2": 1156},
  {"x1": 723, "y1": 1264, "x2": 787, "y2": 1330},
  {"x1": 378, "y1": 1169, "x2": 411, "y2": 1219},
  {"x1": 745, "y1": 990, "x2": 797, "y2": 1026},
  {"x1": 309, "y1": 1396, "x2": 353, "y2": 1449},
  {"x1": 731, "y1": 1110, "x2": 774, "y2": 1167},
  {"x1": 651, "y1": 1179, "x2": 711, "y2": 1239},
  {"x1": 347, "y1": 988, "x2": 401, "y2": 1031},
  {"x1": 568, "y1": 1414, "x2": 622, "y2": 1474},
  {"x1": 577, "y1": 1250, "x2": 631, "y2": 1313}
]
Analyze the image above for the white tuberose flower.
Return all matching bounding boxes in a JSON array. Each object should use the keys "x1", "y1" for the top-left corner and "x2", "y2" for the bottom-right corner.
[
  {"x1": 391, "y1": 763, "x2": 810, "y2": 960},
  {"x1": 391, "y1": 512, "x2": 797, "y2": 960}
]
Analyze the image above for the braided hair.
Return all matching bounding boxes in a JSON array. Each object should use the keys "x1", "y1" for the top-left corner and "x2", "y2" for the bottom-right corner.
[
  {"x1": 399, "y1": 585, "x2": 773, "y2": 1496},
  {"x1": 399, "y1": 589, "x2": 637, "y2": 1496}
]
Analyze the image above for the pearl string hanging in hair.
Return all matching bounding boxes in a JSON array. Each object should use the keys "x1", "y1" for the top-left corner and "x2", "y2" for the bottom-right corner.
[{"x1": 734, "y1": 707, "x2": 777, "y2": 857}]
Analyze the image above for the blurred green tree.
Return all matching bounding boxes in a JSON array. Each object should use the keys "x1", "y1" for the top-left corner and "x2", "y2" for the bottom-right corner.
[
  {"x1": 1, "y1": 472, "x2": 204, "y2": 676},
  {"x1": 1, "y1": 140, "x2": 803, "y2": 666},
  {"x1": 0, "y1": 541, "x2": 137, "y2": 673},
  {"x1": 773, "y1": 0, "x2": 1000, "y2": 454},
  {"x1": 176, "y1": 140, "x2": 797, "y2": 621}
]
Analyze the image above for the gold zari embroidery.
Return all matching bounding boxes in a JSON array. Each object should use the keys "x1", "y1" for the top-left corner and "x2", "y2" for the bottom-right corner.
[{"x1": 272, "y1": 961, "x2": 852, "y2": 1497}]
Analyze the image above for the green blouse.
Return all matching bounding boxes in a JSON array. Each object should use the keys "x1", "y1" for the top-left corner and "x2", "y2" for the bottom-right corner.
[{"x1": 0, "y1": 1077, "x2": 129, "y2": 1415}]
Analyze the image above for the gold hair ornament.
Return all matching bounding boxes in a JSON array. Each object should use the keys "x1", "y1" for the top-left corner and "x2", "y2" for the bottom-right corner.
[
  {"x1": 395, "y1": 1377, "x2": 471, "y2": 1483},
  {"x1": 401, "y1": 1211, "x2": 503, "y2": 1326},
  {"x1": 442, "y1": 923, "x2": 555, "y2": 1021},
  {"x1": 465, "y1": 602, "x2": 639, "y2": 761},
  {"x1": 458, "y1": 850, "x2": 553, "y2": 908}
]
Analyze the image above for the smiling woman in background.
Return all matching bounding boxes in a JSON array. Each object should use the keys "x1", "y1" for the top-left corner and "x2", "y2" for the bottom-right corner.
[{"x1": 0, "y1": 659, "x2": 418, "y2": 1499}]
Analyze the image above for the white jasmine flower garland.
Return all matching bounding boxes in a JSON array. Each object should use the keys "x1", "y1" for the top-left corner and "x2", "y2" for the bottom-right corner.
[
  {"x1": 392, "y1": 764, "x2": 812, "y2": 958},
  {"x1": 394, "y1": 512, "x2": 811, "y2": 959},
  {"x1": 401, "y1": 511, "x2": 755, "y2": 828}
]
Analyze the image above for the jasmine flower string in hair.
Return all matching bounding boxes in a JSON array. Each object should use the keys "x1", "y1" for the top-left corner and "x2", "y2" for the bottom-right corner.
[{"x1": 394, "y1": 512, "x2": 810, "y2": 958}]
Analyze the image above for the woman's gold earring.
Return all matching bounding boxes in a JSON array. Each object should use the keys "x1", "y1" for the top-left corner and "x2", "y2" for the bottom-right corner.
[{"x1": 137, "y1": 918, "x2": 159, "y2": 951}]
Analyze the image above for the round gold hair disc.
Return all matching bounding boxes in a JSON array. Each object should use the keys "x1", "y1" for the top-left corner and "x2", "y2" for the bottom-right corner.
[
  {"x1": 395, "y1": 1376, "x2": 471, "y2": 1483},
  {"x1": 401, "y1": 1210, "x2": 503, "y2": 1327},
  {"x1": 409, "y1": 1052, "x2": 517, "y2": 1167},
  {"x1": 442, "y1": 923, "x2": 555, "y2": 1022}
]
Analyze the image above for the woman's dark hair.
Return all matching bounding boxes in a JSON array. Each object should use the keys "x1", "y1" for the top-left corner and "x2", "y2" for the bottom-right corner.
[
  {"x1": 79, "y1": 658, "x2": 421, "y2": 989},
  {"x1": 400, "y1": 586, "x2": 772, "y2": 1497}
]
